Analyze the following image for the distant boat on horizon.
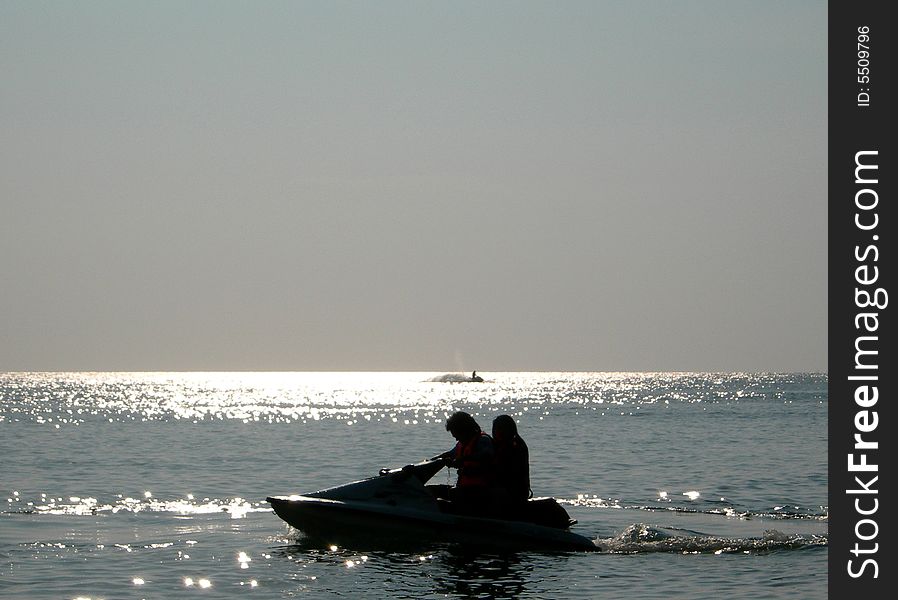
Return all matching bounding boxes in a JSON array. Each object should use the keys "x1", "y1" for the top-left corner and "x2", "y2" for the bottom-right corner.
[{"x1": 426, "y1": 371, "x2": 486, "y2": 383}]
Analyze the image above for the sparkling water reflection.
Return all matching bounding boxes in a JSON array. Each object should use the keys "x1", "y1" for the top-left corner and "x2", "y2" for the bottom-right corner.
[{"x1": 1, "y1": 372, "x2": 827, "y2": 599}]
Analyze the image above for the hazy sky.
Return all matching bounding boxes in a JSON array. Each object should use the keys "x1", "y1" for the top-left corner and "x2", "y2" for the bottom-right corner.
[{"x1": 1, "y1": 1, "x2": 826, "y2": 372}]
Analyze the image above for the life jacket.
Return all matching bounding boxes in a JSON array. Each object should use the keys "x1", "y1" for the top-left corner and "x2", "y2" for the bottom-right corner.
[{"x1": 454, "y1": 432, "x2": 494, "y2": 488}]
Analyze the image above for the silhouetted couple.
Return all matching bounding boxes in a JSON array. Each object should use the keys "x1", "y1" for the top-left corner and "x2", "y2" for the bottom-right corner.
[{"x1": 434, "y1": 411, "x2": 531, "y2": 517}]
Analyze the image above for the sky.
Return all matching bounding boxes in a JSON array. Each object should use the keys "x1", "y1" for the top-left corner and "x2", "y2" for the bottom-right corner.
[{"x1": 1, "y1": 1, "x2": 827, "y2": 372}]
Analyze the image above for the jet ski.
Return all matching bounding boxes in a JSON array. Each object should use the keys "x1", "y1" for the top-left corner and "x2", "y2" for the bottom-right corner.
[{"x1": 267, "y1": 459, "x2": 596, "y2": 550}]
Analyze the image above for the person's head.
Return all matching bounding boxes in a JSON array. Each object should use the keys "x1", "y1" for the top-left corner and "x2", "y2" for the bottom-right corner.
[
  {"x1": 445, "y1": 411, "x2": 481, "y2": 443},
  {"x1": 492, "y1": 414, "x2": 518, "y2": 443}
]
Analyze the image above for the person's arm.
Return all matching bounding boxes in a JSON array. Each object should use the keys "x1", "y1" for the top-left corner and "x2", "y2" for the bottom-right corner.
[{"x1": 430, "y1": 445, "x2": 458, "y2": 464}]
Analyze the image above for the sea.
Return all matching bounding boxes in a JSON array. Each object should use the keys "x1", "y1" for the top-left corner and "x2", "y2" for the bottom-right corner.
[{"x1": 0, "y1": 372, "x2": 828, "y2": 599}]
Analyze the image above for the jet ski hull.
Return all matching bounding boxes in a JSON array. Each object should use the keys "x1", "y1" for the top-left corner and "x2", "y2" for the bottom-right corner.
[
  {"x1": 267, "y1": 495, "x2": 596, "y2": 550},
  {"x1": 267, "y1": 460, "x2": 597, "y2": 551}
]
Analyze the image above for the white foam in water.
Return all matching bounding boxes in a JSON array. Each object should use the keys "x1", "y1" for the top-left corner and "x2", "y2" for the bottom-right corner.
[{"x1": 594, "y1": 523, "x2": 827, "y2": 554}]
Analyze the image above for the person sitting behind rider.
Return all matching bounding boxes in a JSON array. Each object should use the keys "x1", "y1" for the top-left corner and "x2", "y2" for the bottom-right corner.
[
  {"x1": 435, "y1": 411, "x2": 495, "y2": 510},
  {"x1": 492, "y1": 415, "x2": 531, "y2": 503}
]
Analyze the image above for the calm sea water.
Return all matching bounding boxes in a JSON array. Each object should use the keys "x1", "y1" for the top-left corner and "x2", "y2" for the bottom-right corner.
[{"x1": 1, "y1": 372, "x2": 827, "y2": 599}]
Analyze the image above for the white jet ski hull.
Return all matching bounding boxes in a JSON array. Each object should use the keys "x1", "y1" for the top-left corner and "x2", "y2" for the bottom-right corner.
[{"x1": 267, "y1": 461, "x2": 597, "y2": 551}]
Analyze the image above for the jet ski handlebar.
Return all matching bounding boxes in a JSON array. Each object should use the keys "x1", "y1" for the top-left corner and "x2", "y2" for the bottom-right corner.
[{"x1": 377, "y1": 458, "x2": 449, "y2": 483}]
